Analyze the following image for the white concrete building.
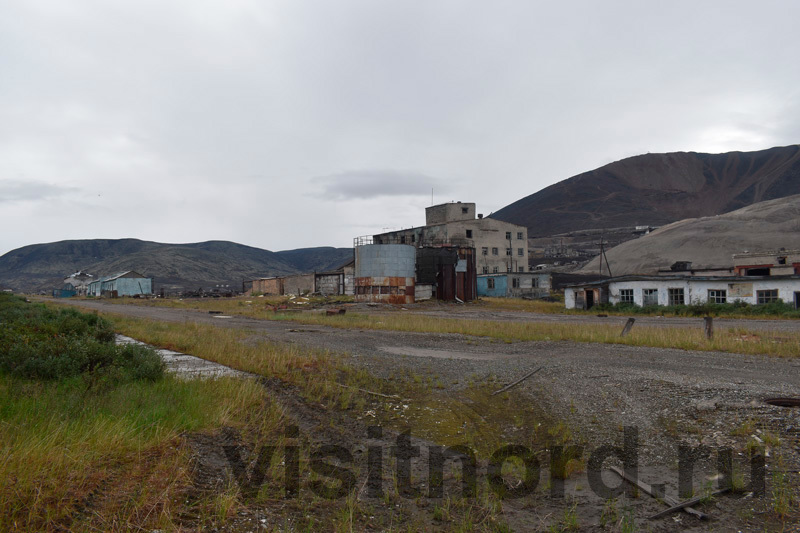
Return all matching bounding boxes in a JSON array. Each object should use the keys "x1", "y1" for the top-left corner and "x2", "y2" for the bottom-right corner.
[
  {"x1": 373, "y1": 202, "x2": 529, "y2": 274},
  {"x1": 564, "y1": 275, "x2": 800, "y2": 310}
]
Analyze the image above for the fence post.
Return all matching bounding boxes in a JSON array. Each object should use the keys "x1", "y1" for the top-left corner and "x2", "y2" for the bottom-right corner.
[
  {"x1": 704, "y1": 316, "x2": 713, "y2": 339},
  {"x1": 620, "y1": 318, "x2": 636, "y2": 337}
]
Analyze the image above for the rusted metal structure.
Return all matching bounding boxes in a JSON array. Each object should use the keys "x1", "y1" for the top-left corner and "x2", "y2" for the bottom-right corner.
[
  {"x1": 416, "y1": 246, "x2": 477, "y2": 302},
  {"x1": 353, "y1": 238, "x2": 415, "y2": 304}
]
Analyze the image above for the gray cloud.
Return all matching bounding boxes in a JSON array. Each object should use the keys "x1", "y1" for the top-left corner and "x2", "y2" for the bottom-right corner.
[
  {"x1": 0, "y1": 180, "x2": 79, "y2": 204},
  {"x1": 309, "y1": 170, "x2": 450, "y2": 200},
  {"x1": 1, "y1": 1, "x2": 799, "y2": 255}
]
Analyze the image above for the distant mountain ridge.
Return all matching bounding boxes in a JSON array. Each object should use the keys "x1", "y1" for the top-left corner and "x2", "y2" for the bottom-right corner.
[
  {"x1": 492, "y1": 145, "x2": 800, "y2": 237},
  {"x1": 0, "y1": 239, "x2": 353, "y2": 292}
]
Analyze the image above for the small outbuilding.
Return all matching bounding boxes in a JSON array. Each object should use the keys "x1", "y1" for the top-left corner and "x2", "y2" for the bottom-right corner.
[{"x1": 88, "y1": 271, "x2": 153, "y2": 297}]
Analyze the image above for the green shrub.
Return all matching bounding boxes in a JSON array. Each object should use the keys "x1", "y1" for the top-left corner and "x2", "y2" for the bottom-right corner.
[
  {"x1": 594, "y1": 300, "x2": 800, "y2": 318},
  {"x1": 0, "y1": 294, "x2": 164, "y2": 382}
]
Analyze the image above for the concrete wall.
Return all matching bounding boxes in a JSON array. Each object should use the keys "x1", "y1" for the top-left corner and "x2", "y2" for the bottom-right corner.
[
  {"x1": 283, "y1": 274, "x2": 314, "y2": 296},
  {"x1": 425, "y1": 202, "x2": 476, "y2": 225},
  {"x1": 251, "y1": 278, "x2": 283, "y2": 295},
  {"x1": 415, "y1": 283, "x2": 433, "y2": 301},
  {"x1": 315, "y1": 273, "x2": 343, "y2": 295},
  {"x1": 608, "y1": 279, "x2": 800, "y2": 306},
  {"x1": 566, "y1": 279, "x2": 800, "y2": 308}
]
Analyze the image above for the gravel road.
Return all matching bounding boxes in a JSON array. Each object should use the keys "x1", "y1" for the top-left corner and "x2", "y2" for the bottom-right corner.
[{"x1": 56, "y1": 299, "x2": 800, "y2": 530}]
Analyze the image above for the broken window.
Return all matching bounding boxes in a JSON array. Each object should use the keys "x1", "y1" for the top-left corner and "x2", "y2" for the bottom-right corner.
[
  {"x1": 745, "y1": 267, "x2": 770, "y2": 276},
  {"x1": 466, "y1": 229, "x2": 473, "y2": 238},
  {"x1": 512, "y1": 278, "x2": 520, "y2": 288},
  {"x1": 708, "y1": 289, "x2": 727, "y2": 304},
  {"x1": 668, "y1": 288, "x2": 685, "y2": 306},
  {"x1": 517, "y1": 232, "x2": 523, "y2": 240},
  {"x1": 411, "y1": 234, "x2": 416, "y2": 243},
  {"x1": 619, "y1": 289, "x2": 634, "y2": 304},
  {"x1": 492, "y1": 266, "x2": 499, "y2": 273},
  {"x1": 505, "y1": 232, "x2": 512, "y2": 240},
  {"x1": 757, "y1": 289, "x2": 779, "y2": 304},
  {"x1": 482, "y1": 266, "x2": 488, "y2": 274},
  {"x1": 492, "y1": 247, "x2": 498, "y2": 256},
  {"x1": 517, "y1": 248, "x2": 523, "y2": 256},
  {"x1": 481, "y1": 247, "x2": 488, "y2": 255},
  {"x1": 400, "y1": 236, "x2": 406, "y2": 244},
  {"x1": 778, "y1": 257, "x2": 787, "y2": 265},
  {"x1": 462, "y1": 207, "x2": 468, "y2": 214},
  {"x1": 487, "y1": 278, "x2": 495, "y2": 289},
  {"x1": 642, "y1": 288, "x2": 658, "y2": 306},
  {"x1": 518, "y1": 266, "x2": 524, "y2": 273},
  {"x1": 506, "y1": 248, "x2": 512, "y2": 256}
]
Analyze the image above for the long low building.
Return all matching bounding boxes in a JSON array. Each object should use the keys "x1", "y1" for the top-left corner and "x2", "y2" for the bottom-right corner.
[{"x1": 565, "y1": 275, "x2": 800, "y2": 309}]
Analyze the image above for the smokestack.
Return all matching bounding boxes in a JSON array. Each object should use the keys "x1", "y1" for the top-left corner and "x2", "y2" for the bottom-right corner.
[{"x1": 478, "y1": 213, "x2": 483, "y2": 219}]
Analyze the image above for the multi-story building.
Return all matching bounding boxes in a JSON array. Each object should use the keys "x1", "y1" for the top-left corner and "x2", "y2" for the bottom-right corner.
[{"x1": 373, "y1": 202, "x2": 529, "y2": 274}]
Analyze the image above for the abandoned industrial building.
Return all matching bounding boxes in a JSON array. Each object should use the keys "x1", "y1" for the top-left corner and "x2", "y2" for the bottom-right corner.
[
  {"x1": 87, "y1": 271, "x2": 153, "y2": 297},
  {"x1": 565, "y1": 275, "x2": 800, "y2": 309},
  {"x1": 373, "y1": 202, "x2": 529, "y2": 275}
]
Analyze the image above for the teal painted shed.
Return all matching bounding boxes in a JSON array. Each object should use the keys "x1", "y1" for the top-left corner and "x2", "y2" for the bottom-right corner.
[{"x1": 88, "y1": 271, "x2": 152, "y2": 297}]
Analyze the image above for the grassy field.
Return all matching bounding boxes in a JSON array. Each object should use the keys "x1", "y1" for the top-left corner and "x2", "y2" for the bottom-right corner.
[{"x1": 0, "y1": 294, "x2": 276, "y2": 531}]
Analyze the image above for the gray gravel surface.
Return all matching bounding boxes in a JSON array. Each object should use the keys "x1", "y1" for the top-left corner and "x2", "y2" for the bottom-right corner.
[{"x1": 56, "y1": 299, "x2": 800, "y2": 530}]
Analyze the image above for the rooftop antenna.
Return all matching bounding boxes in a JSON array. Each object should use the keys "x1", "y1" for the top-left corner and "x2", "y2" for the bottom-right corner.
[{"x1": 431, "y1": 187, "x2": 434, "y2": 206}]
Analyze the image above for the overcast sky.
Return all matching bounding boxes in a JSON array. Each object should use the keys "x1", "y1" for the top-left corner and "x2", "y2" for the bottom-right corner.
[{"x1": 2, "y1": 0, "x2": 799, "y2": 256}]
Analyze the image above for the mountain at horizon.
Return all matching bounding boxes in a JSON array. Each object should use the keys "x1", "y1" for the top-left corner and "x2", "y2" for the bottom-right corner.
[
  {"x1": 0, "y1": 238, "x2": 353, "y2": 292},
  {"x1": 492, "y1": 144, "x2": 800, "y2": 237}
]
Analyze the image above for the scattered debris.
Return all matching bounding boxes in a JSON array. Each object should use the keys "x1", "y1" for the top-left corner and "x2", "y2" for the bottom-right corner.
[
  {"x1": 335, "y1": 383, "x2": 403, "y2": 400},
  {"x1": 608, "y1": 466, "x2": 707, "y2": 520},
  {"x1": 648, "y1": 488, "x2": 730, "y2": 520},
  {"x1": 492, "y1": 366, "x2": 543, "y2": 396},
  {"x1": 326, "y1": 308, "x2": 346, "y2": 316}
]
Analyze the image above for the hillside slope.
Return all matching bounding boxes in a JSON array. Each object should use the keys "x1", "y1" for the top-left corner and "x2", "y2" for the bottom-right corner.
[
  {"x1": 0, "y1": 239, "x2": 352, "y2": 292},
  {"x1": 577, "y1": 195, "x2": 800, "y2": 275},
  {"x1": 493, "y1": 145, "x2": 800, "y2": 237}
]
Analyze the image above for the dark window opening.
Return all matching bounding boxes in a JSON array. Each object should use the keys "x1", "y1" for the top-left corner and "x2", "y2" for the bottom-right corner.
[
  {"x1": 757, "y1": 289, "x2": 779, "y2": 304},
  {"x1": 505, "y1": 232, "x2": 512, "y2": 240},
  {"x1": 512, "y1": 278, "x2": 520, "y2": 288},
  {"x1": 481, "y1": 247, "x2": 488, "y2": 255},
  {"x1": 619, "y1": 289, "x2": 634, "y2": 303},
  {"x1": 746, "y1": 268, "x2": 770, "y2": 276},
  {"x1": 492, "y1": 247, "x2": 498, "y2": 255},
  {"x1": 466, "y1": 229, "x2": 473, "y2": 238},
  {"x1": 668, "y1": 288, "x2": 685, "y2": 306},
  {"x1": 461, "y1": 207, "x2": 468, "y2": 214},
  {"x1": 400, "y1": 236, "x2": 406, "y2": 244},
  {"x1": 778, "y1": 257, "x2": 787, "y2": 265},
  {"x1": 487, "y1": 278, "x2": 495, "y2": 289},
  {"x1": 517, "y1": 232, "x2": 523, "y2": 240}
]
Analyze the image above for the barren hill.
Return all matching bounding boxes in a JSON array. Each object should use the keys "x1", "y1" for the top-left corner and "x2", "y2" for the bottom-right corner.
[
  {"x1": 0, "y1": 239, "x2": 353, "y2": 292},
  {"x1": 492, "y1": 145, "x2": 800, "y2": 237},
  {"x1": 577, "y1": 195, "x2": 800, "y2": 275}
]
